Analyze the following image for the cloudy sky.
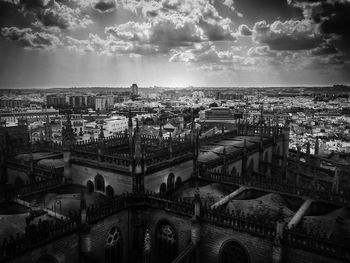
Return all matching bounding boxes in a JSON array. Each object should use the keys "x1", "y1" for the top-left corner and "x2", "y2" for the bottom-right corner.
[{"x1": 0, "y1": 0, "x2": 349, "y2": 88}]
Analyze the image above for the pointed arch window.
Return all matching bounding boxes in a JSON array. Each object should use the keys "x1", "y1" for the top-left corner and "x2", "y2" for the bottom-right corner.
[
  {"x1": 156, "y1": 221, "x2": 177, "y2": 263},
  {"x1": 95, "y1": 174, "x2": 105, "y2": 192},
  {"x1": 105, "y1": 226, "x2": 122, "y2": 263},
  {"x1": 220, "y1": 240, "x2": 249, "y2": 263}
]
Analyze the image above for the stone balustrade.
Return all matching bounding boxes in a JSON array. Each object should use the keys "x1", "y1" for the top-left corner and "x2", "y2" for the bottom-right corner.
[
  {"x1": 0, "y1": 217, "x2": 79, "y2": 262},
  {"x1": 201, "y1": 206, "x2": 276, "y2": 238},
  {"x1": 199, "y1": 171, "x2": 350, "y2": 206},
  {"x1": 283, "y1": 227, "x2": 350, "y2": 261},
  {"x1": 1, "y1": 191, "x2": 349, "y2": 262}
]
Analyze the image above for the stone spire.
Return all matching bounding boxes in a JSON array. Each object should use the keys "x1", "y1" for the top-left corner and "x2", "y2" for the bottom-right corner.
[
  {"x1": 39, "y1": 130, "x2": 44, "y2": 141},
  {"x1": 143, "y1": 229, "x2": 151, "y2": 263},
  {"x1": 315, "y1": 136, "x2": 319, "y2": 155},
  {"x1": 259, "y1": 104, "x2": 264, "y2": 140},
  {"x1": 134, "y1": 119, "x2": 141, "y2": 161},
  {"x1": 44, "y1": 114, "x2": 52, "y2": 142},
  {"x1": 132, "y1": 119, "x2": 144, "y2": 193},
  {"x1": 158, "y1": 123, "x2": 163, "y2": 145},
  {"x1": 128, "y1": 108, "x2": 133, "y2": 138},
  {"x1": 62, "y1": 114, "x2": 76, "y2": 150},
  {"x1": 98, "y1": 125, "x2": 104, "y2": 141},
  {"x1": 306, "y1": 141, "x2": 311, "y2": 161}
]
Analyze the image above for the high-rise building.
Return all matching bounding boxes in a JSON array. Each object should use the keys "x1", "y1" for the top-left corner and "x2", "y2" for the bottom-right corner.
[
  {"x1": 46, "y1": 94, "x2": 66, "y2": 108},
  {"x1": 131, "y1": 83, "x2": 138, "y2": 96}
]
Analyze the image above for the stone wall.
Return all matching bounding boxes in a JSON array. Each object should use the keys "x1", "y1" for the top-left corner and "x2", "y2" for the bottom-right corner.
[
  {"x1": 199, "y1": 223, "x2": 273, "y2": 263},
  {"x1": 71, "y1": 163, "x2": 132, "y2": 195},
  {"x1": 7, "y1": 167, "x2": 29, "y2": 184},
  {"x1": 82, "y1": 209, "x2": 130, "y2": 263},
  {"x1": 7, "y1": 233, "x2": 79, "y2": 263},
  {"x1": 145, "y1": 160, "x2": 193, "y2": 193},
  {"x1": 139, "y1": 207, "x2": 193, "y2": 262},
  {"x1": 284, "y1": 247, "x2": 344, "y2": 263}
]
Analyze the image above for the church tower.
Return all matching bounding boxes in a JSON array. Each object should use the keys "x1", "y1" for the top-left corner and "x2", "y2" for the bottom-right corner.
[
  {"x1": 62, "y1": 114, "x2": 76, "y2": 182},
  {"x1": 132, "y1": 120, "x2": 144, "y2": 193}
]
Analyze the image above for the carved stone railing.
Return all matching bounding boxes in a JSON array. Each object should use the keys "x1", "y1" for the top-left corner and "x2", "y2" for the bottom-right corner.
[
  {"x1": 6, "y1": 159, "x2": 29, "y2": 172},
  {"x1": 1, "y1": 191, "x2": 349, "y2": 262},
  {"x1": 199, "y1": 171, "x2": 350, "y2": 206},
  {"x1": 9, "y1": 141, "x2": 64, "y2": 155},
  {"x1": 86, "y1": 192, "x2": 195, "y2": 223},
  {"x1": 2, "y1": 175, "x2": 64, "y2": 199},
  {"x1": 17, "y1": 176, "x2": 64, "y2": 196},
  {"x1": 283, "y1": 227, "x2": 350, "y2": 261},
  {"x1": 0, "y1": 217, "x2": 79, "y2": 262},
  {"x1": 201, "y1": 206, "x2": 276, "y2": 238}
]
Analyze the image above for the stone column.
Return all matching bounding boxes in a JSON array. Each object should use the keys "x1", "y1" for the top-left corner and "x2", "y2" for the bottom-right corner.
[
  {"x1": 272, "y1": 220, "x2": 285, "y2": 263},
  {"x1": 192, "y1": 189, "x2": 201, "y2": 263},
  {"x1": 63, "y1": 150, "x2": 72, "y2": 183}
]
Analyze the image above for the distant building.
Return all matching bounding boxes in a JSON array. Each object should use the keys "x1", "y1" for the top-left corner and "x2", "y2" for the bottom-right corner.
[
  {"x1": 0, "y1": 108, "x2": 59, "y2": 123},
  {"x1": 202, "y1": 107, "x2": 236, "y2": 120},
  {"x1": 46, "y1": 95, "x2": 66, "y2": 108},
  {"x1": 0, "y1": 99, "x2": 27, "y2": 108},
  {"x1": 198, "y1": 107, "x2": 242, "y2": 130},
  {"x1": 95, "y1": 96, "x2": 114, "y2": 111},
  {"x1": 131, "y1": 83, "x2": 138, "y2": 96},
  {"x1": 104, "y1": 115, "x2": 129, "y2": 135}
]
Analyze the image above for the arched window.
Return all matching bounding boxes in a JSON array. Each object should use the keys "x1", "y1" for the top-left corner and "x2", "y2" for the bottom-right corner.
[
  {"x1": 231, "y1": 167, "x2": 237, "y2": 177},
  {"x1": 106, "y1": 185, "x2": 114, "y2": 198},
  {"x1": 36, "y1": 255, "x2": 58, "y2": 263},
  {"x1": 167, "y1": 173, "x2": 175, "y2": 191},
  {"x1": 156, "y1": 221, "x2": 177, "y2": 263},
  {"x1": 264, "y1": 151, "x2": 269, "y2": 163},
  {"x1": 175, "y1": 177, "x2": 182, "y2": 188},
  {"x1": 159, "y1": 183, "x2": 167, "y2": 196},
  {"x1": 247, "y1": 159, "x2": 254, "y2": 175},
  {"x1": 86, "y1": 180, "x2": 94, "y2": 193},
  {"x1": 14, "y1": 177, "x2": 24, "y2": 187},
  {"x1": 220, "y1": 240, "x2": 249, "y2": 263},
  {"x1": 276, "y1": 146, "x2": 280, "y2": 155},
  {"x1": 95, "y1": 174, "x2": 105, "y2": 192},
  {"x1": 105, "y1": 226, "x2": 122, "y2": 263}
]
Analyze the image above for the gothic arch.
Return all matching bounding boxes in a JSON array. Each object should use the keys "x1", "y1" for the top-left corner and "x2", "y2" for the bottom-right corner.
[
  {"x1": 175, "y1": 177, "x2": 182, "y2": 188},
  {"x1": 264, "y1": 151, "x2": 269, "y2": 162},
  {"x1": 231, "y1": 166, "x2": 237, "y2": 177},
  {"x1": 14, "y1": 177, "x2": 24, "y2": 187},
  {"x1": 167, "y1": 173, "x2": 175, "y2": 191},
  {"x1": 159, "y1": 183, "x2": 167, "y2": 196},
  {"x1": 247, "y1": 158, "x2": 255, "y2": 175},
  {"x1": 155, "y1": 220, "x2": 178, "y2": 263},
  {"x1": 105, "y1": 226, "x2": 122, "y2": 263},
  {"x1": 94, "y1": 174, "x2": 105, "y2": 192},
  {"x1": 219, "y1": 239, "x2": 250, "y2": 263},
  {"x1": 86, "y1": 180, "x2": 94, "y2": 193},
  {"x1": 106, "y1": 185, "x2": 114, "y2": 198},
  {"x1": 36, "y1": 255, "x2": 58, "y2": 263},
  {"x1": 276, "y1": 145, "x2": 281, "y2": 155}
]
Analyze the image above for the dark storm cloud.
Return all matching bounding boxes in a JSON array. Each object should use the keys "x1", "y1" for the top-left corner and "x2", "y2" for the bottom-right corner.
[
  {"x1": 289, "y1": 0, "x2": 350, "y2": 53},
  {"x1": 252, "y1": 20, "x2": 322, "y2": 51},
  {"x1": 310, "y1": 44, "x2": 337, "y2": 56},
  {"x1": 198, "y1": 19, "x2": 236, "y2": 41},
  {"x1": 233, "y1": 0, "x2": 303, "y2": 24},
  {"x1": 0, "y1": 0, "x2": 92, "y2": 30},
  {"x1": 0, "y1": 1, "x2": 31, "y2": 28},
  {"x1": 20, "y1": 0, "x2": 50, "y2": 9},
  {"x1": 1, "y1": 26, "x2": 61, "y2": 49},
  {"x1": 93, "y1": 0, "x2": 116, "y2": 13}
]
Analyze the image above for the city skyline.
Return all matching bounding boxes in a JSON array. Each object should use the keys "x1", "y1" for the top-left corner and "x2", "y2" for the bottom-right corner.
[{"x1": 1, "y1": 0, "x2": 350, "y2": 88}]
